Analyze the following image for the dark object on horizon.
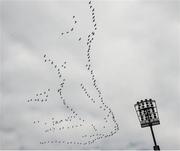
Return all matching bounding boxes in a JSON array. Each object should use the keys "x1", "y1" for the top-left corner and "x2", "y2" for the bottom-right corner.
[{"x1": 134, "y1": 99, "x2": 160, "y2": 151}]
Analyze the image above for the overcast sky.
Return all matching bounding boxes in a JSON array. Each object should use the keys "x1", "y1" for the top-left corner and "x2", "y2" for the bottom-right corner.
[{"x1": 0, "y1": 0, "x2": 180, "y2": 150}]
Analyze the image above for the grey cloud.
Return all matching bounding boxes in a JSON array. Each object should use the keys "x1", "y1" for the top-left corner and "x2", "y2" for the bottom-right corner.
[{"x1": 0, "y1": 0, "x2": 180, "y2": 150}]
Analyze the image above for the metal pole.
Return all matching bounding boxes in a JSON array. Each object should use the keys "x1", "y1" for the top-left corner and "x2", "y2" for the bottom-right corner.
[
  {"x1": 150, "y1": 125, "x2": 157, "y2": 146},
  {"x1": 150, "y1": 125, "x2": 160, "y2": 151}
]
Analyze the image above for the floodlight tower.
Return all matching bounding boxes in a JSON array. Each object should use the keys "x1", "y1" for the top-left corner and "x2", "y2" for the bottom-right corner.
[{"x1": 134, "y1": 99, "x2": 160, "y2": 151}]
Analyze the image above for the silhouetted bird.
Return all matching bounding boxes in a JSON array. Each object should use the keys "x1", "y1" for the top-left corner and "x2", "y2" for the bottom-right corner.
[
  {"x1": 78, "y1": 37, "x2": 81, "y2": 41},
  {"x1": 71, "y1": 28, "x2": 74, "y2": 31}
]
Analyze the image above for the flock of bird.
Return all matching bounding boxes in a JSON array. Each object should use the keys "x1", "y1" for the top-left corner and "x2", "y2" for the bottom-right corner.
[
  {"x1": 26, "y1": 54, "x2": 67, "y2": 104},
  {"x1": 26, "y1": 1, "x2": 119, "y2": 147},
  {"x1": 26, "y1": 89, "x2": 49, "y2": 103},
  {"x1": 60, "y1": 15, "x2": 77, "y2": 36}
]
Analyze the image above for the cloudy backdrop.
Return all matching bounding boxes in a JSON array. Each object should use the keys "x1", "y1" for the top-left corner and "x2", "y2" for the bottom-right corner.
[{"x1": 0, "y1": 0, "x2": 180, "y2": 150}]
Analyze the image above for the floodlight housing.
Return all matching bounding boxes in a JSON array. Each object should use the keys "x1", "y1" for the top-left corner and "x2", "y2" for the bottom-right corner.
[{"x1": 134, "y1": 99, "x2": 160, "y2": 128}]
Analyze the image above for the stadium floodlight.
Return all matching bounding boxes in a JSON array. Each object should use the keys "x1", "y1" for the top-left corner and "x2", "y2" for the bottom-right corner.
[{"x1": 134, "y1": 99, "x2": 160, "y2": 151}]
